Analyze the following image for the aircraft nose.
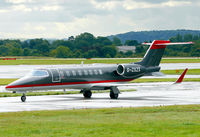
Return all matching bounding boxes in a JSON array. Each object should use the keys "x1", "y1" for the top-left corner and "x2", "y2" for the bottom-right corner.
[
  {"x1": 5, "y1": 79, "x2": 26, "y2": 91},
  {"x1": 5, "y1": 83, "x2": 18, "y2": 90}
]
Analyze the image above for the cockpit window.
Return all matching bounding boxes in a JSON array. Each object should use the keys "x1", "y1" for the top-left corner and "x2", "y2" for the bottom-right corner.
[{"x1": 30, "y1": 70, "x2": 49, "y2": 77}]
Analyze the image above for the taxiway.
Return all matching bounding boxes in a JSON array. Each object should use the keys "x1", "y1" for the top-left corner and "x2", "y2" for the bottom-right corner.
[{"x1": 0, "y1": 82, "x2": 199, "y2": 112}]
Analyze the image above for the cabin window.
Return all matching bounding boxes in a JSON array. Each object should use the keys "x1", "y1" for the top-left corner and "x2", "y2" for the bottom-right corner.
[
  {"x1": 78, "y1": 70, "x2": 82, "y2": 76},
  {"x1": 99, "y1": 69, "x2": 103, "y2": 75},
  {"x1": 65, "y1": 71, "x2": 70, "y2": 77},
  {"x1": 88, "y1": 70, "x2": 93, "y2": 75},
  {"x1": 72, "y1": 70, "x2": 76, "y2": 76},
  {"x1": 94, "y1": 69, "x2": 98, "y2": 75},
  {"x1": 84, "y1": 70, "x2": 88, "y2": 75},
  {"x1": 60, "y1": 71, "x2": 64, "y2": 79}
]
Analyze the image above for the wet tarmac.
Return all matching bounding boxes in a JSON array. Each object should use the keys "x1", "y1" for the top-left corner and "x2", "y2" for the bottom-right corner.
[
  {"x1": 0, "y1": 82, "x2": 199, "y2": 112},
  {"x1": 0, "y1": 63, "x2": 200, "y2": 78}
]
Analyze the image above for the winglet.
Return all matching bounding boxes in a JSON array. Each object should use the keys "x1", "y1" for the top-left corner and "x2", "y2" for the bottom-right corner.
[{"x1": 174, "y1": 68, "x2": 188, "y2": 84}]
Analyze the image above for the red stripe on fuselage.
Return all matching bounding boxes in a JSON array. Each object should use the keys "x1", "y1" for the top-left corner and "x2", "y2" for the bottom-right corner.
[{"x1": 6, "y1": 79, "x2": 133, "y2": 89}]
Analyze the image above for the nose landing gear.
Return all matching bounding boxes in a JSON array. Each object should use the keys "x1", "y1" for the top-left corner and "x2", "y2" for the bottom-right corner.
[{"x1": 21, "y1": 93, "x2": 26, "y2": 102}]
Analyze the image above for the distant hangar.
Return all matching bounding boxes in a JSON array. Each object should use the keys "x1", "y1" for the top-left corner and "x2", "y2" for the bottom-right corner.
[{"x1": 117, "y1": 46, "x2": 136, "y2": 53}]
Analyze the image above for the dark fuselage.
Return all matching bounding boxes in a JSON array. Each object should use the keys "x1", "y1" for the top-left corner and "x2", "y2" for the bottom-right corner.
[{"x1": 6, "y1": 63, "x2": 146, "y2": 91}]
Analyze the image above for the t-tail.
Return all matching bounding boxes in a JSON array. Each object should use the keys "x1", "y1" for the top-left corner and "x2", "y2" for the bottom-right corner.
[{"x1": 136, "y1": 40, "x2": 193, "y2": 74}]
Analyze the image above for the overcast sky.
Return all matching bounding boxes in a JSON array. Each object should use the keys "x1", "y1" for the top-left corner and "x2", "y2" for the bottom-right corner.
[{"x1": 0, "y1": 0, "x2": 199, "y2": 39}]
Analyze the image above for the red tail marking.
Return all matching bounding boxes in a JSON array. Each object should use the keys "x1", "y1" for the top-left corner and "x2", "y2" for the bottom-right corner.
[
  {"x1": 175, "y1": 68, "x2": 188, "y2": 84},
  {"x1": 150, "y1": 40, "x2": 170, "y2": 49}
]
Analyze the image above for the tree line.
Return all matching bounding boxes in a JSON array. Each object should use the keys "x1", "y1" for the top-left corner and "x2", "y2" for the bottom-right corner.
[{"x1": 0, "y1": 32, "x2": 199, "y2": 58}]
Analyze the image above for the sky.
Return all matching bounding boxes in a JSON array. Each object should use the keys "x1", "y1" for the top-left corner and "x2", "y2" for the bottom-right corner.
[{"x1": 0, "y1": 0, "x2": 199, "y2": 39}]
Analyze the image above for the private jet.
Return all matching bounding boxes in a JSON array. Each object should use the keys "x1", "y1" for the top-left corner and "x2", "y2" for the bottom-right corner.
[{"x1": 6, "y1": 40, "x2": 193, "y2": 102}]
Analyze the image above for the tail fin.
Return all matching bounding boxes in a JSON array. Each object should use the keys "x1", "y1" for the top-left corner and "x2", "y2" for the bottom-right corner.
[
  {"x1": 174, "y1": 68, "x2": 188, "y2": 84},
  {"x1": 136, "y1": 40, "x2": 193, "y2": 67}
]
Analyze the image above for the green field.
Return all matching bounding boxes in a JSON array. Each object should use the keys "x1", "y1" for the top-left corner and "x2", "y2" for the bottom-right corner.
[
  {"x1": 0, "y1": 105, "x2": 199, "y2": 137},
  {"x1": 161, "y1": 69, "x2": 200, "y2": 75},
  {"x1": 0, "y1": 58, "x2": 200, "y2": 65},
  {"x1": 0, "y1": 78, "x2": 18, "y2": 85}
]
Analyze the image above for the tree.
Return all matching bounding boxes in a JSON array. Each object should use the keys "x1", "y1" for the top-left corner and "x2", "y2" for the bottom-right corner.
[
  {"x1": 49, "y1": 49, "x2": 57, "y2": 57},
  {"x1": 135, "y1": 45, "x2": 144, "y2": 54},
  {"x1": 176, "y1": 34, "x2": 183, "y2": 42},
  {"x1": 125, "y1": 51, "x2": 133, "y2": 57},
  {"x1": 184, "y1": 34, "x2": 193, "y2": 41},
  {"x1": 68, "y1": 36, "x2": 75, "y2": 41},
  {"x1": 102, "y1": 46, "x2": 117, "y2": 58},
  {"x1": 73, "y1": 50, "x2": 82, "y2": 58},
  {"x1": 28, "y1": 39, "x2": 50, "y2": 56},
  {"x1": 52, "y1": 40, "x2": 73, "y2": 50},
  {"x1": 55, "y1": 46, "x2": 72, "y2": 58},
  {"x1": 75, "y1": 32, "x2": 96, "y2": 48},
  {"x1": 125, "y1": 40, "x2": 139, "y2": 46},
  {"x1": 5, "y1": 42, "x2": 23, "y2": 56},
  {"x1": 87, "y1": 50, "x2": 98, "y2": 58},
  {"x1": 113, "y1": 37, "x2": 122, "y2": 46},
  {"x1": 0, "y1": 46, "x2": 9, "y2": 56},
  {"x1": 96, "y1": 36, "x2": 112, "y2": 46}
]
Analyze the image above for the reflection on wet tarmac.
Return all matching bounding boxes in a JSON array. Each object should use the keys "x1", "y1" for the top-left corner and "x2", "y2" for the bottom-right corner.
[{"x1": 0, "y1": 82, "x2": 199, "y2": 112}]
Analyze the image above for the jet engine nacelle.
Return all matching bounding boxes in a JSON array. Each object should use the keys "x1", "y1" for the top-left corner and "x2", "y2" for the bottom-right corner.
[{"x1": 116, "y1": 64, "x2": 146, "y2": 77}]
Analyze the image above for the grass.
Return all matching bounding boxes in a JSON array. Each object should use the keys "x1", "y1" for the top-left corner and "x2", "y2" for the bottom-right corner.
[
  {"x1": 0, "y1": 91, "x2": 80, "y2": 97},
  {"x1": 0, "y1": 78, "x2": 18, "y2": 85},
  {"x1": 0, "y1": 105, "x2": 199, "y2": 137},
  {"x1": 161, "y1": 69, "x2": 200, "y2": 75},
  {"x1": 161, "y1": 58, "x2": 200, "y2": 63},
  {"x1": 0, "y1": 58, "x2": 200, "y2": 65}
]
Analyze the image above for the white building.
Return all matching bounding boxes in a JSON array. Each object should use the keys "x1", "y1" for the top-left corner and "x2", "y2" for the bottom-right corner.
[{"x1": 117, "y1": 46, "x2": 136, "y2": 53}]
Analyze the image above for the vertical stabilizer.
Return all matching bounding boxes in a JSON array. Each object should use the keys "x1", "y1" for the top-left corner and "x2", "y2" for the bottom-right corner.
[
  {"x1": 136, "y1": 40, "x2": 193, "y2": 67},
  {"x1": 137, "y1": 40, "x2": 170, "y2": 67}
]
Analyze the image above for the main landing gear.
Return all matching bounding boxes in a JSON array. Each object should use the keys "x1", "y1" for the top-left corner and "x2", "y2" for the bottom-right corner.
[
  {"x1": 21, "y1": 93, "x2": 26, "y2": 102},
  {"x1": 81, "y1": 89, "x2": 92, "y2": 98},
  {"x1": 110, "y1": 87, "x2": 119, "y2": 99},
  {"x1": 81, "y1": 87, "x2": 120, "y2": 99}
]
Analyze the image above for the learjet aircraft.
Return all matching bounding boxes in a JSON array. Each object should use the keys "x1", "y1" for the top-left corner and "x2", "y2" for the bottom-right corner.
[{"x1": 5, "y1": 40, "x2": 193, "y2": 102}]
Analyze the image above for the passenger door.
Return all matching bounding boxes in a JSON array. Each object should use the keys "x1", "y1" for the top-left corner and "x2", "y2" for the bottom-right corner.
[{"x1": 50, "y1": 69, "x2": 61, "y2": 82}]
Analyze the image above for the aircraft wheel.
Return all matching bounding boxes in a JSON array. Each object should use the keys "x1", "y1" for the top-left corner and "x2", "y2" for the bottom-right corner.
[
  {"x1": 83, "y1": 90, "x2": 92, "y2": 98},
  {"x1": 21, "y1": 93, "x2": 26, "y2": 102},
  {"x1": 110, "y1": 91, "x2": 118, "y2": 99}
]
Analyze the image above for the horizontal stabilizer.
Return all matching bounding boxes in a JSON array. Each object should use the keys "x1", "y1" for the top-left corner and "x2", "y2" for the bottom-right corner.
[
  {"x1": 174, "y1": 68, "x2": 188, "y2": 84},
  {"x1": 142, "y1": 42, "x2": 194, "y2": 46}
]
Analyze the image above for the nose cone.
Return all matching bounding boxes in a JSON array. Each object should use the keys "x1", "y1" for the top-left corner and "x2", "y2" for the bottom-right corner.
[
  {"x1": 5, "y1": 77, "x2": 31, "y2": 91},
  {"x1": 5, "y1": 84, "x2": 14, "y2": 90},
  {"x1": 6, "y1": 80, "x2": 23, "y2": 91}
]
